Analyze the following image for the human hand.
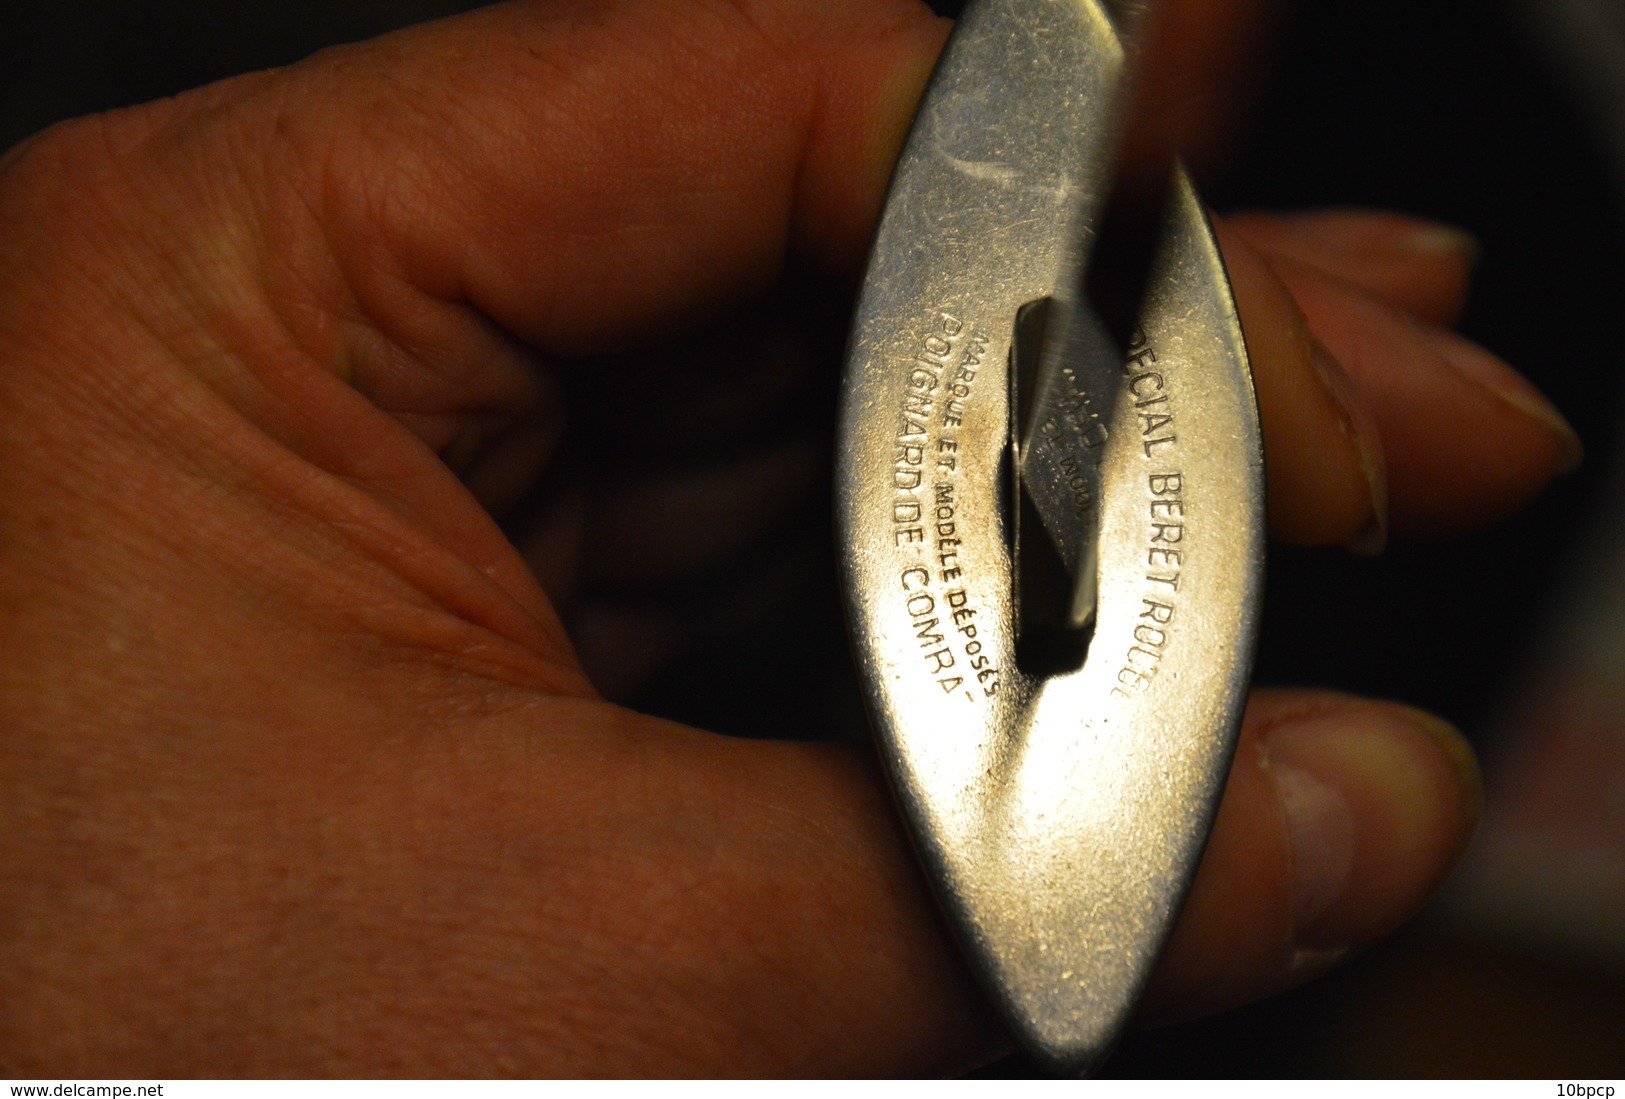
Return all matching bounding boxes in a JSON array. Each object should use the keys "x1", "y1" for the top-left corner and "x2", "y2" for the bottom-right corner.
[{"x1": 0, "y1": 0, "x2": 1578, "y2": 1076}]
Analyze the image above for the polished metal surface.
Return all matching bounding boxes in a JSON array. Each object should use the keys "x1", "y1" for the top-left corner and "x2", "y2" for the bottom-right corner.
[{"x1": 835, "y1": 0, "x2": 1265, "y2": 1074}]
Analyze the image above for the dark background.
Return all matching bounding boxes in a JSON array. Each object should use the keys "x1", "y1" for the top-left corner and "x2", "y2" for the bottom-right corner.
[{"x1": 5, "y1": 0, "x2": 1622, "y2": 1078}]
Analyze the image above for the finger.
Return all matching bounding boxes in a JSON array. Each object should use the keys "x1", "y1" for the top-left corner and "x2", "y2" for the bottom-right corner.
[
  {"x1": 1216, "y1": 217, "x2": 1580, "y2": 545},
  {"x1": 255, "y1": 0, "x2": 949, "y2": 355},
  {"x1": 1141, "y1": 689, "x2": 1480, "y2": 1023},
  {"x1": 300, "y1": 687, "x2": 1473, "y2": 1074},
  {"x1": 1226, "y1": 208, "x2": 1478, "y2": 325},
  {"x1": 1216, "y1": 220, "x2": 1388, "y2": 550},
  {"x1": 1264, "y1": 252, "x2": 1583, "y2": 536}
]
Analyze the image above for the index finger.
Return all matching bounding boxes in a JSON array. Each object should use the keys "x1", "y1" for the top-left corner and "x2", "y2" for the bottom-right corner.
[{"x1": 261, "y1": 0, "x2": 953, "y2": 354}]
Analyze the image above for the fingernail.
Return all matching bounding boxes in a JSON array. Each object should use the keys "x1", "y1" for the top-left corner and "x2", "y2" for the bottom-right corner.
[
  {"x1": 1422, "y1": 326, "x2": 1584, "y2": 475},
  {"x1": 1270, "y1": 749, "x2": 1357, "y2": 942},
  {"x1": 1308, "y1": 338, "x2": 1388, "y2": 554},
  {"x1": 1267, "y1": 701, "x2": 1479, "y2": 951},
  {"x1": 1398, "y1": 223, "x2": 1480, "y2": 265}
]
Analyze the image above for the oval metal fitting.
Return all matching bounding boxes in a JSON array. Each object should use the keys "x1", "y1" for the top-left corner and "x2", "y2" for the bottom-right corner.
[{"x1": 835, "y1": 0, "x2": 1265, "y2": 1074}]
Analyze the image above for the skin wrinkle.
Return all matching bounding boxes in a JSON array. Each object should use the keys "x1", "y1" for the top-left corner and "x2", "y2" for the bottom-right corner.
[
  {"x1": 125, "y1": 111, "x2": 578, "y2": 660},
  {"x1": 258, "y1": 126, "x2": 366, "y2": 388},
  {"x1": 158, "y1": 363, "x2": 579, "y2": 689},
  {"x1": 97, "y1": 128, "x2": 272, "y2": 390}
]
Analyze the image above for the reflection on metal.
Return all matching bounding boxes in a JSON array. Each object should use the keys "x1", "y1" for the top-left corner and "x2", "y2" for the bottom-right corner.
[{"x1": 835, "y1": 0, "x2": 1264, "y2": 1074}]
